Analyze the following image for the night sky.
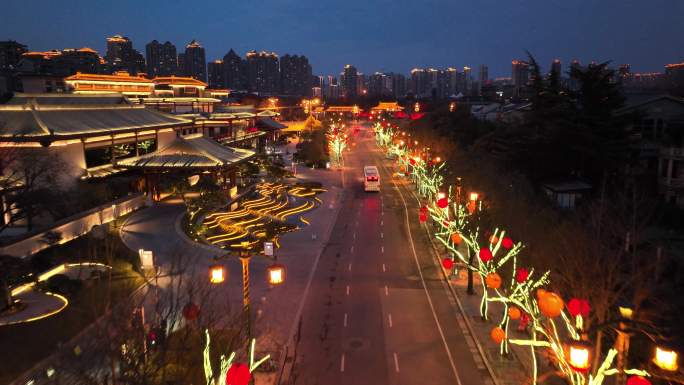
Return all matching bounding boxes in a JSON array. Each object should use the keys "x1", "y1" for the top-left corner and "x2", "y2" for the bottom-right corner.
[{"x1": 1, "y1": 0, "x2": 683, "y2": 78}]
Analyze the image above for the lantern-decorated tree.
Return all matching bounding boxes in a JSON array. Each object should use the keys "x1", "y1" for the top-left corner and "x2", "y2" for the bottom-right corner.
[
  {"x1": 203, "y1": 329, "x2": 270, "y2": 385},
  {"x1": 327, "y1": 124, "x2": 348, "y2": 167},
  {"x1": 375, "y1": 131, "x2": 652, "y2": 385}
]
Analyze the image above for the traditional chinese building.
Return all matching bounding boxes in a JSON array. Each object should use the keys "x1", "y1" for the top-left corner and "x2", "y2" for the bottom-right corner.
[
  {"x1": 65, "y1": 71, "x2": 155, "y2": 97},
  {"x1": 0, "y1": 93, "x2": 189, "y2": 183}
]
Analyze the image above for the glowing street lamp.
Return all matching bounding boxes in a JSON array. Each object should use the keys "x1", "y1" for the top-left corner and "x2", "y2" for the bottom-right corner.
[
  {"x1": 267, "y1": 263, "x2": 286, "y2": 286},
  {"x1": 467, "y1": 192, "x2": 479, "y2": 214},
  {"x1": 566, "y1": 341, "x2": 591, "y2": 372},
  {"x1": 209, "y1": 264, "x2": 225, "y2": 284},
  {"x1": 654, "y1": 346, "x2": 678, "y2": 372}
]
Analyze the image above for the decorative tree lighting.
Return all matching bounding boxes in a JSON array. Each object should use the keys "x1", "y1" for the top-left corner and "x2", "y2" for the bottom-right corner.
[
  {"x1": 653, "y1": 346, "x2": 678, "y2": 372},
  {"x1": 566, "y1": 341, "x2": 592, "y2": 373},
  {"x1": 209, "y1": 264, "x2": 226, "y2": 284},
  {"x1": 267, "y1": 263, "x2": 286, "y2": 286}
]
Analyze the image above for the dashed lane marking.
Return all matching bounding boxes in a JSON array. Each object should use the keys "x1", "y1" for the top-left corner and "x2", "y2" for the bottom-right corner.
[
  {"x1": 340, "y1": 354, "x2": 345, "y2": 372},
  {"x1": 388, "y1": 313, "x2": 393, "y2": 328},
  {"x1": 385, "y1": 285, "x2": 389, "y2": 296},
  {"x1": 346, "y1": 285, "x2": 350, "y2": 296},
  {"x1": 348, "y1": 263, "x2": 352, "y2": 271},
  {"x1": 382, "y1": 263, "x2": 386, "y2": 272},
  {"x1": 344, "y1": 313, "x2": 348, "y2": 327},
  {"x1": 393, "y1": 353, "x2": 400, "y2": 373}
]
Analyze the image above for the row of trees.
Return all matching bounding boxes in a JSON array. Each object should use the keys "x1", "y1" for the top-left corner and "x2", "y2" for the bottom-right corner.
[{"x1": 394, "y1": 56, "x2": 681, "y2": 379}]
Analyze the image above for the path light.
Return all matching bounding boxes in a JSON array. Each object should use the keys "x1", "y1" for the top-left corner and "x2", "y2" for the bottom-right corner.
[
  {"x1": 566, "y1": 340, "x2": 591, "y2": 372},
  {"x1": 654, "y1": 346, "x2": 678, "y2": 372},
  {"x1": 267, "y1": 263, "x2": 286, "y2": 286},
  {"x1": 209, "y1": 264, "x2": 225, "y2": 284}
]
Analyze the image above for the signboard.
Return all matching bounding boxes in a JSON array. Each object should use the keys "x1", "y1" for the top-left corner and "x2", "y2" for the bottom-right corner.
[{"x1": 264, "y1": 242, "x2": 274, "y2": 257}]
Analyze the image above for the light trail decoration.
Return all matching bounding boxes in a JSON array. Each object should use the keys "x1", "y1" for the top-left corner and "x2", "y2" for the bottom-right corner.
[
  {"x1": 201, "y1": 183, "x2": 325, "y2": 250},
  {"x1": 372, "y1": 124, "x2": 650, "y2": 385},
  {"x1": 203, "y1": 329, "x2": 270, "y2": 385}
]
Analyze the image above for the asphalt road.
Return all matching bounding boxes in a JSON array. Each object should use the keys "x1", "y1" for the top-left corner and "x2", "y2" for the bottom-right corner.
[{"x1": 291, "y1": 125, "x2": 493, "y2": 385}]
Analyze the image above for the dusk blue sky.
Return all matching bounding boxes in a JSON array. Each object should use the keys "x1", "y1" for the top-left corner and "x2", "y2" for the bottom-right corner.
[{"x1": 1, "y1": 0, "x2": 683, "y2": 78}]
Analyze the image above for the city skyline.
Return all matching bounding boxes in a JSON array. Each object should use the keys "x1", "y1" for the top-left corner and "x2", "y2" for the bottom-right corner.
[{"x1": 1, "y1": 0, "x2": 683, "y2": 78}]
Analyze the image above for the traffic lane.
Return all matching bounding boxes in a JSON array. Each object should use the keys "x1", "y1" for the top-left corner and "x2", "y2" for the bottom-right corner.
[
  {"x1": 370, "y1": 139, "x2": 489, "y2": 385},
  {"x1": 353, "y1": 138, "x2": 461, "y2": 385},
  {"x1": 378, "y1": 198, "x2": 467, "y2": 385},
  {"x1": 292, "y1": 169, "x2": 368, "y2": 384},
  {"x1": 339, "y1": 144, "x2": 390, "y2": 385},
  {"x1": 381, "y1": 287, "x2": 460, "y2": 385}
]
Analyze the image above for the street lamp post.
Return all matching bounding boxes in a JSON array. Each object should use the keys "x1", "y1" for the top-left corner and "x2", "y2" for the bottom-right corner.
[
  {"x1": 616, "y1": 303, "x2": 635, "y2": 385},
  {"x1": 240, "y1": 251, "x2": 252, "y2": 342}
]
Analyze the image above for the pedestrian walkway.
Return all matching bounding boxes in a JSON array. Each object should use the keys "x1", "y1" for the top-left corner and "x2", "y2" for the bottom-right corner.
[{"x1": 118, "y1": 156, "x2": 346, "y2": 385}]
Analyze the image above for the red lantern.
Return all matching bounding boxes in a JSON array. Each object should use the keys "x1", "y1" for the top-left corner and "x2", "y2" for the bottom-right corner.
[
  {"x1": 479, "y1": 248, "x2": 493, "y2": 262},
  {"x1": 409, "y1": 158, "x2": 416, "y2": 166},
  {"x1": 626, "y1": 376, "x2": 651, "y2": 385},
  {"x1": 502, "y1": 237, "x2": 513, "y2": 249},
  {"x1": 442, "y1": 257, "x2": 454, "y2": 270},
  {"x1": 182, "y1": 302, "x2": 200, "y2": 321},
  {"x1": 437, "y1": 197, "x2": 449, "y2": 209},
  {"x1": 419, "y1": 213, "x2": 427, "y2": 223},
  {"x1": 420, "y1": 206, "x2": 428, "y2": 213},
  {"x1": 450, "y1": 232, "x2": 462, "y2": 245},
  {"x1": 226, "y1": 363, "x2": 251, "y2": 385},
  {"x1": 515, "y1": 268, "x2": 529, "y2": 283},
  {"x1": 567, "y1": 298, "x2": 591, "y2": 318}
]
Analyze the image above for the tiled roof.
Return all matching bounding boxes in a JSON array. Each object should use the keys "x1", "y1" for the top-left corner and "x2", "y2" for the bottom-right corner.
[
  {"x1": 153, "y1": 76, "x2": 207, "y2": 87},
  {"x1": 0, "y1": 94, "x2": 190, "y2": 141},
  {"x1": 116, "y1": 134, "x2": 254, "y2": 170},
  {"x1": 65, "y1": 72, "x2": 153, "y2": 83}
]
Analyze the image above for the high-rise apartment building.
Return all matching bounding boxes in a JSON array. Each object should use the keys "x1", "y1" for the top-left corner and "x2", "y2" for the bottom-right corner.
[
  {"x1": 511, "y1": 60, "x2": 529, "y2": 88},
  {"x1": 478, "y1": 65, "x2": 489, "y2": 85},
  {"x1": 145, "y1": 40, "x2": 177, "y2": 77},
  {"x1": 222, "y1": 49, "x2": 246, "y2": 90},
  {"x1": 208, "y1": 60, "x2": 225, "y2": 88},
  {"x1": 246, "y1": 51, "x2": 279, "y2": 94},
  {"x1": 280, "y1": 54, "x2": 312, "y2": 96},
  {"x1": 105, "y1": 35, "x2": 145, "y2": 75},
  {"x1": 181, "y1": 40, "x2": 206, "y2": 82},
  {"x1": 342, "y1": 64, "x2": 358, "y2": 98},
  {"x1": 17, "y1": 48, "x2": 103, "y2": 76},
  {"x1": 551, "y1": 59, "x2": 562, "y2": 78}
]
